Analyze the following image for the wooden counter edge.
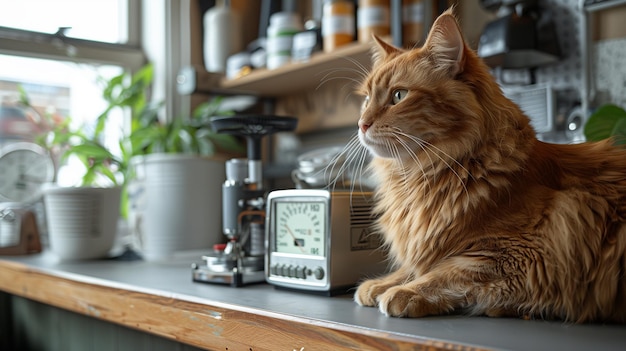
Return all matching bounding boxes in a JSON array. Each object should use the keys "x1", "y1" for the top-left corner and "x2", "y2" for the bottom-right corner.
[{"x1": 0, "y1": 258, "x2": 489, "y2": 351}]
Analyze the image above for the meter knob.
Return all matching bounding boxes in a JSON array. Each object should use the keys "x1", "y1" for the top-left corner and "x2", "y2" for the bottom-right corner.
[
  {"x1": 270, "y1": 264, "x2": 325, "y2": 280},
  {"x1": 312, "y1": 266, "x2": 324, "y2": 280}
]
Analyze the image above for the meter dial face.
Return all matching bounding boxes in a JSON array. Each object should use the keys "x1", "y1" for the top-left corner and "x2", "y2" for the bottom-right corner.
[
  {"x1": 0, "y1": 142, "x2": 54, "y2": 202},
  {"x1": 274, "y1": 201, "x2": 326, "y2": 256}
]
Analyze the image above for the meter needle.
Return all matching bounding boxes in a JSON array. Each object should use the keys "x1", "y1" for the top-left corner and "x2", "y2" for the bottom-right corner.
[{"x1": 284, "y1": 224, "x2": 307, "y2": 253}]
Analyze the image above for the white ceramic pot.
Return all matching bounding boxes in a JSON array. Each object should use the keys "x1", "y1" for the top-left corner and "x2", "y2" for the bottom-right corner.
[
  {"x1": 130, "y1": 154, "x2": 225, "y2": 261},
  {"x1": 44, "y1": 186, "x2": 121, "y2": 260}
]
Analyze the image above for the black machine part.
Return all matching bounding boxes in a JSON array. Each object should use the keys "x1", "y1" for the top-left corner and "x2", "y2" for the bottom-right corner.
[{"x1": 210, "y1": 115, "x2": 298, "y2": 161}]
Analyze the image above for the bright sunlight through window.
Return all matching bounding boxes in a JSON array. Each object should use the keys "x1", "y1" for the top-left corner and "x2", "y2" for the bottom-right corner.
[{"x1": 0, "y1": 0, "x2": 133, "y2": 186}]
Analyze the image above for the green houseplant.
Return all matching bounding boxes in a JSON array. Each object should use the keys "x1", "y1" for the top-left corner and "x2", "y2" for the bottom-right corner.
[
  {"x1": 24, "y1": 81, "x2": 130, "y2": 260},
  {"x1": 583, "y1": 104, "x2": 626, "y2": 145},
  {"x1": 125, "y1": 88, "x2": 245, "y2": 260},
  {"x1": 127, "y1": 94, "x2": 242, "y2": 157},
  {"x1": 37, "y1": 64, "x2": 243, "y2": 217},
  {"x1": 35, "y1": 64, "x2": 244, "y2": 260}
]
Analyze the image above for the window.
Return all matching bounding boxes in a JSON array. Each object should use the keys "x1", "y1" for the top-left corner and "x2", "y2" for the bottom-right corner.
[
  {"x1": 0, "y1": 0, "x2": 129, "y2": 43},
  {"x1": 0, "y1": 0, "x2": 144, "y2": 185}
]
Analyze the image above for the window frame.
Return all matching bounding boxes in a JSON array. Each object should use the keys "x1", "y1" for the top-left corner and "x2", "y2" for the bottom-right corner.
[
  {"x1": 0, "y1": 0, "x2": 193, "y2": 126},
  {"x1": 0, "y1": 1, "x2": 145, "y2": 73}
]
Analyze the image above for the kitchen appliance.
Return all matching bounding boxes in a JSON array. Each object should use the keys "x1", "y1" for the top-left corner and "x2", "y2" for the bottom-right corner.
[
  {"x1": 265, "y1": 189, "x2": 388, "y2": 295},
  {"x1": 477, "y1": 0, "x2": 560, "y2": 69},
  {"x1": 192, "y1": 115, "x2": 298, "y2": 287}
]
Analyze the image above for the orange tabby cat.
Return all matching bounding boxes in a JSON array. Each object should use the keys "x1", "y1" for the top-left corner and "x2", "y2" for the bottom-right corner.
[{"x1": 353, "y1": 9, "x2": 626, "y2": 323}]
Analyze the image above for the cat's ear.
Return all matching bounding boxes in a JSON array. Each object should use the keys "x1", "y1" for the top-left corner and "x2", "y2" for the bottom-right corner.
[
  {"x1": 424, "y1": 9, "x2": 465, "y2": 76},
  {"x1": 371, "y1": 35, "x2": 402, "y2": 68}
]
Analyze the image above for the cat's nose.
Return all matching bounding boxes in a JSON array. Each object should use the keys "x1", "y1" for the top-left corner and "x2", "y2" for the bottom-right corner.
[{"x1": 359, "y1": 122, "x2": 371, "y2": 133}]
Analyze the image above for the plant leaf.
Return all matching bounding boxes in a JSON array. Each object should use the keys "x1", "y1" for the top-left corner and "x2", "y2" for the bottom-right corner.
[
  {"x1": 584, "y1": 104, "x2": 626, "y2": 142},
  {"x1": 208, "y1": 133, "x2": 246, "y2": 154},
  {"x1": 611, "y1": 118, "x2": 626, "y2": 146},
  {"x1": 99, "y1": 166, "x2": 119, "y2": 186},
  {"x1": 17, "y1": 85, "x2": 30, "y2": 106},
  {"x1": 129, "y1": 125, "x2": 161, "y2": 154},
  {"x1": 196, "y1": 137, "x2": 215, "y2": 156},
  {"x1": 68, "y1": 143, "x2": 114, "y2": 160},
  {"x1": 192, "y1": 97, "x2": 223, "y2": 120},
  {"x1": 102, "y1": 73, "x2": 125, "y2": 103},
  {"x1": 82, "y1": 167, "x2": 97, "y2": 186}
]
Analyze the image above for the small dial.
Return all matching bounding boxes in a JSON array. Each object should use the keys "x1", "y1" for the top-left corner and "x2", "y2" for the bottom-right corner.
[
  {"x1": 0, "y1": 142, "x2": 55, "y2": 202},
  {"x1": 274, "y1": 201, "x2": 326, "y2": 256}
]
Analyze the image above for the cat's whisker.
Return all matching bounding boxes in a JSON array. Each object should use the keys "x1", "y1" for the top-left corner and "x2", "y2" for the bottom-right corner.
[
  {"x1": 316, "y1": 66, "x2": 369, "y2": 91},
  {"x1": 410, "y1": 134, "x2": 474, "y2": 182},
  {"x1": 318, "y1": 65, "x2": 368, "y2": 80},
  {"x1": 391, "y1": 127, "x2": 433, "y2": 192},
  {"x1": 345, "y1": 143, "x2": 363, "y2": 195},
  {"x1": 415, "y1": 141, "x2": 471, "y2": 197},
  {"x1": 336, "y1": 137, "x2": 363, "y2": 181},
  {"x1": 355, "y1": 146, "x2": 372, "y2": 193},
  {"x1": 336, "y1": 53, "x2": 371, "y2": 78},
  {"x1": 419, "y1": 143, "x2": 470, "y2": 197},
  {"x1": 317, "y1": 75, "x2": 365, "y2": 91},
  {"x1": 393, "y1": 134, "x2": 432, "y2": 196},
  {"x1": 394, "y1": 129, "x2": 471, "y2": 196},
  {"x1": 314, "y1": 52, "x2": 370, "y2": 94},
  {"x1": 325, "y1": 152, "x2": 346, "y2": 192},
  {"x1": 347, "y1": 146, "x2": 372, "y2": 205},
  {"x1": 323, "y1": 135, "x2": 364, "y2": 192},
  {"x1": 387, "y1": 138, "x2": 414, "y2": 196}
]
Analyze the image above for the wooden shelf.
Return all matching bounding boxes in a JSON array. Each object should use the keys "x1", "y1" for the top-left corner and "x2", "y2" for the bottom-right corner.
[
  {"x1": 219, "y1": 41, "x2": 374, "y2": 97},
  {"x1": 584, "y1": 0, "x2": 626, "y2": 12}
]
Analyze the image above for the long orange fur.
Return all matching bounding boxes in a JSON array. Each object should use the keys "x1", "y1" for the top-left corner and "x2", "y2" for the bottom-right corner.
[{"x1": 353, "y1": 8, "x2": 626, "y2": 323}]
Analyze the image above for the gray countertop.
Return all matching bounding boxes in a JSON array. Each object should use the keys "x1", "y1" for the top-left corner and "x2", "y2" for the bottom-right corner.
[{"x1": 3, "y1": 252, "x2": 626, "y2": 351}]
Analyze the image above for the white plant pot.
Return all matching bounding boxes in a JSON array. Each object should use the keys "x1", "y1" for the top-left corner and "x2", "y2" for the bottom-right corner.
[
  {"x1": 43, "y1": 186, "x2": 121, "y2": 261},
  {"x1": 130, "y1": 154, "x2": 225, "y2": 261}
]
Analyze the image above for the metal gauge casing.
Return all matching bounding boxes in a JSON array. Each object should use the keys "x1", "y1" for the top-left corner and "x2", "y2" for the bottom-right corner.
[
  {"x1": 265, "y1": 189, "x2": 388, "y2": 295},
  {"x1": 0, "y1": 142, "x2": 55, "y2": 203}
]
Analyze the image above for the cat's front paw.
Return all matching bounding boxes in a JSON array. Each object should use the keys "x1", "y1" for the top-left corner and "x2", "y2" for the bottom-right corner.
[
  {"x1": 354, "y1": 279, "x2": 389, "y2": 307},
  {"x1": 377, "y1": 286, "x2": 442, "y2": 318}
]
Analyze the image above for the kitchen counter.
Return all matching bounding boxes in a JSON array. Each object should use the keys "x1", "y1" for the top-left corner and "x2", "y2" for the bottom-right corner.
[{"x1": 0, "y1": 252, "x2": 625, "y2": 351}]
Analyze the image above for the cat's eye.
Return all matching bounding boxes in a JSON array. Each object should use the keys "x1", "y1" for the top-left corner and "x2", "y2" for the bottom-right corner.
[
  {"x1": 364, "y1": 95, "x2": 370, "y2": 106},
  {"x1": 391, "y1": 89, "x2": 408, "y2": 105}
]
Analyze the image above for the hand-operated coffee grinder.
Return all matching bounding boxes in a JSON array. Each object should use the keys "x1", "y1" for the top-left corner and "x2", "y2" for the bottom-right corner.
[{"x1": 192, "y1": 115, "x2": 298, "y2": 286}]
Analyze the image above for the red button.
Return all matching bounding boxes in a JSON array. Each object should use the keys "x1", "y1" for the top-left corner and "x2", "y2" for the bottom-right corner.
[{"x1": 213, "y1": 243, "x2": 227, "y2": 252}]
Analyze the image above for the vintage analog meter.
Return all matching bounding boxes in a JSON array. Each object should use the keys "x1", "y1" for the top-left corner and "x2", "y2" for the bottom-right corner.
[
  {"x1": 265, "y1": 189, "x2": 388, "y2": 295},
  {"x1": 0, "y1": 142, "x2": 53, "y2": 254},
  {"x1": 0, "y1": 142, "x2": 55, "y2": 203}
]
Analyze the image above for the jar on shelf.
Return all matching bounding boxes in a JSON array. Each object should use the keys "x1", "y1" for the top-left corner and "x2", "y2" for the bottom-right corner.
[
  {"x1": 322, "y1": 0, "x2": 355, "y2": 53},
  {"x1": 402, "y1": 0, "x2": 425, "y2": 47},
  {"x1": 266, "y1": 12, "x2": 302, "y2": 70},
  {"x1": 357, "y1": 0, "x2": 390, "y2": 43},
  {"x1": 292, "y1": 20, "x2": 323, "y2": 62},
  {"x1": 203, "y1": 0, "x2": 242, "y2": 73},
  {"x1": 226, "y1": 51, "x2": 252, "y2": 79}
]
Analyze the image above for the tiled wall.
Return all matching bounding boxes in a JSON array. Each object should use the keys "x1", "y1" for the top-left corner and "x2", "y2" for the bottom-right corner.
[{"x1": 593, "y1": 37, "x2": 626, "y2": 107}]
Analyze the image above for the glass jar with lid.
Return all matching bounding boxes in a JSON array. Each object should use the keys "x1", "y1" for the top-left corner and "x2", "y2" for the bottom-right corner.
[
  {"x1": 322, "y1": 0, "x2": 355, "y2": 52},
  {"x1": 357, "y1": 0, "x2": 390, "y2": 43}
]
